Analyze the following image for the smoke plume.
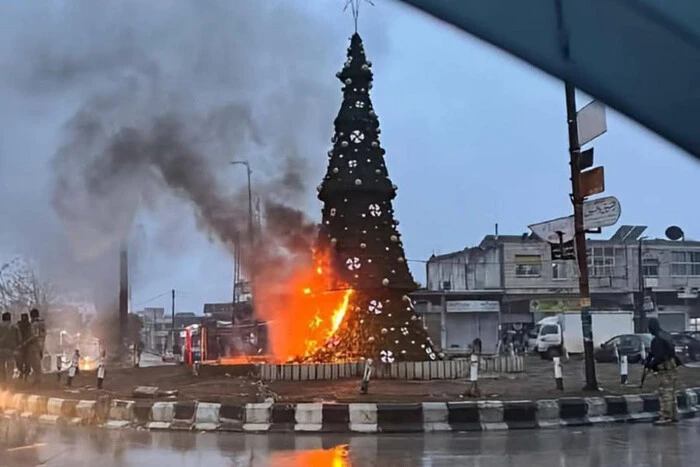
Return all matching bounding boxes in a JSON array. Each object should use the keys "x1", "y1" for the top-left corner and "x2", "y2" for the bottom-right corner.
[{"x1": 0, "y1": 0, "x2": 390, "y2": 351}]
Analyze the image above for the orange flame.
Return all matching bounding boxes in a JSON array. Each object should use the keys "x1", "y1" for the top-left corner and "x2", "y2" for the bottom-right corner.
[{"x1": 255, "y1": 250, "x2": 353, "y2": 362}]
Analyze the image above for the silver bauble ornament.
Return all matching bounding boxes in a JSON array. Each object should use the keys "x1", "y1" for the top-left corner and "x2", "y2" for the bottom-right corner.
[
  {"x1": 345, "y1": 78, "x2": 352, "y2": 85},
  {"x1": 381, "y1": 328, "x2": 388, "y2": 335},
  {"x1": 390, "y1": 235, "x2": 398, "y2": 242},
  {"x1": 382, "y1": 278, "x2": 389, "y2": 286},
  {"x1": 355, "y1": 179, "x2": 362, "y2": 186},
  {"x1": 360, "y1": 243, "x2": 366, "y2": 249}
]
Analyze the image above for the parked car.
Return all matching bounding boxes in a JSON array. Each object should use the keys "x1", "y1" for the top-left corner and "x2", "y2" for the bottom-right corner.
[
  {"x1": 594, "y1": 334, "x2": 652, "y2": 363},
  {"x1": 671, "y1": 333, "x2": 700, "y2": 361},
  {"x1": 162, "y1": 351, "x2": 178, "y2": 363}
]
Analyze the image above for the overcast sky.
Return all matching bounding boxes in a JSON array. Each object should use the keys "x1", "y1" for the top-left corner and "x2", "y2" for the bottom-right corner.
[{"x1": 1, "y1": 0, "x2": 699, "y2": 315}]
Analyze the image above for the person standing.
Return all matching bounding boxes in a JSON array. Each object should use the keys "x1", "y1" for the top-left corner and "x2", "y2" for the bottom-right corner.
[
  {"x1": 645, "y1": 318, "x2": 682, "y2": 425},
  {"x1": 0, "y1": 312, "x2": 19, "y2": 384},
  {"x1": 16, "y1": 313, "x2": 31, "y2": 380},
  {"x1": 27, "y1": 308, "x2": 46, "y2": 385}
]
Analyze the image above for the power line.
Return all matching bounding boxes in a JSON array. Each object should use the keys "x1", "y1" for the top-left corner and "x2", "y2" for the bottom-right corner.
[{"x1": 133, "y1": 291, "x2": 170, "y2": 308}]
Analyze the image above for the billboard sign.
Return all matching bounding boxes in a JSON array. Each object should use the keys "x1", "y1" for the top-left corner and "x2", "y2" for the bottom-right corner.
[{"x1": 446, "y1": 300, "x2": 500, "y2": 313}]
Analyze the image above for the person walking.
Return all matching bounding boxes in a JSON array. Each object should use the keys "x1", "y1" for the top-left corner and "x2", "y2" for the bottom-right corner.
[
  {"x1": 27, "y1": 308, "x2": 46, "y2": 385},
  {"x1": 0, "y1": 312, "x2": 19, "y2": 384},
  {"x1": 645, "y1": 318, "x2": 682, "y2": 425}
]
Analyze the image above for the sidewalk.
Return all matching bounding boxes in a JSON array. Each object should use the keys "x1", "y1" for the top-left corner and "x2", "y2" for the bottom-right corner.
[{"x1": 9, "y1": 356, "x2": 700, "y2": 404}]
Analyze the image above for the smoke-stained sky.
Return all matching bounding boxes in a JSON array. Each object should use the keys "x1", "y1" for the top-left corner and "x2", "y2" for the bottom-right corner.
[{"x1": 1, "y1": 0, "x2": 699, "y2": 314}]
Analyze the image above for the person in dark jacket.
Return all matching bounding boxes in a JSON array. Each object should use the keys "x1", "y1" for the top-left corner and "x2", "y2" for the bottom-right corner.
[{"x1": 645, "y1": 318, "x2": 682, "y2": 424}]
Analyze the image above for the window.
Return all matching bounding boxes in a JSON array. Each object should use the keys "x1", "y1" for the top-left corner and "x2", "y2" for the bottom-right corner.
[
  {"x1": 670, "y1": 251, "x2": 700, "y2": 276},
  {"x1": 603, "y1": 336, "x2": 621, "y2": 348},
  {"x1": 515, "y1": 255, "x2": 541, "y2": 277},
  {"x1": 541, "y1": 324, "x2": 559, "y2": 335},
  {"x1": 642, "y1": 258, "x2": 659, "y2": 277},
  {"x1": 587, "y1": 247, "x2": 615, "y2": 277},
  {"x1": 690, "y1": 318, "x2": 700, "y2": 332},
  {"x1": 552, "y1": 261, "x2": 569, "y2": 280}
]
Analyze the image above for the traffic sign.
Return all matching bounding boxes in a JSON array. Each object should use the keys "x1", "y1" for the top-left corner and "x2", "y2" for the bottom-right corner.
[
  {"x1": 529, "y1": 196, "x2": 621, "y2": 243},
  {"x1": 583, "y1": 196, "x2": 621, "y2": 229},
  {"x1": 580, "y1": 166, "x2": 605, "y2": 197},
  {"x1": 577, "y1": 100, "x2": 607, "y2": 146}
]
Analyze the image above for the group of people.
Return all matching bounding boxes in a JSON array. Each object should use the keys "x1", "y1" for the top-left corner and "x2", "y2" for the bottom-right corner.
[{"x1": 0, "y1": 308, "x2": 46, "y2": 385}]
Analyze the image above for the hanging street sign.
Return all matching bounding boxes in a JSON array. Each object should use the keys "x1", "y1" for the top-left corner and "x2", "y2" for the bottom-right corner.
[
  {"x1": 529, "y1": 196, "x2": 622, "y2": 244},
  {"x1": 529, "y1": 216, "x2": 575, "y2": 244},
  {"x1": 583, "y1": 196, "x2": 621, "y2": 229},
  {"x1": 577, "y1": 100, "x2": 607, "y2": 146},
  {"x1": 551, "y1": 239, "x2": 576, "y2": 260},
  {"x1": 580, "y1": 166, "x2": 605, "y2": 197}
]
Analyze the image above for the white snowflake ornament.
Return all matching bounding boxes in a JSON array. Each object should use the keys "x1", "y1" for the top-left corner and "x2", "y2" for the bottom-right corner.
[
  {"x1": 368, "y1": 300, "x2": 383, "y2": 314},
  {"x1": 346, "y1": 257, "x2": 361, "y2": 271},
  {"x1": 350, "y1": 130, "x2": 365, "y2": 144},
  {"x1": 368, "y1": 204, "x2": 382, "y2": 217},
  {"x1": 380, "y1": 350, "x2": 395, "y2": 363}
]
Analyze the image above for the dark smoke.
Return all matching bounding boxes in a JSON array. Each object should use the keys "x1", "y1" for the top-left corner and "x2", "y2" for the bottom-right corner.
[{"x1": 0, "y1": 0, "x2": 390, "y2": 320}]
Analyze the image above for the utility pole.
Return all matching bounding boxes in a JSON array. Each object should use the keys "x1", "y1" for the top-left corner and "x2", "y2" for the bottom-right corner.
[
  {"x1": 171, "y1": 289, "x2": 175, "y2": 352},
  {"x1": 119, "y1": 244, "x2": 129, "y2": 351},
  {"x1": 565, "y1": 82, "x2": 598, "y2": 391},
  {"x1": 637, "y1": 237, "x2": 648, "y2": 333}
]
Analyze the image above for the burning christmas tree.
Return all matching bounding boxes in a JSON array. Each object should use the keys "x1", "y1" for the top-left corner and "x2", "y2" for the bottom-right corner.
[{"x1": 311, "y1": 33, "x2": 437, "y2": 363}]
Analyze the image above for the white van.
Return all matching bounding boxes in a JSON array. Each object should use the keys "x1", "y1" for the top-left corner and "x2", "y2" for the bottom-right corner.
[{"x1": 532, "y1": 312, "x2": 634, "y2": 359}]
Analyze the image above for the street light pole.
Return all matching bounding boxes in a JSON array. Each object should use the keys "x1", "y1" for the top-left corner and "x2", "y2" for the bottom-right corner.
[
  {"x1": 565, "y1": 82, "x2": 598, "y2": 391},
  {"x1": 231, "y1": 161, "x2": 257, "y2": 328},
  {"x1": 231, "y1": 161, "x2": 254, "y2": 248},
  {"x1": 637, "y1": 237, "x2": 649, "y2": 333}
]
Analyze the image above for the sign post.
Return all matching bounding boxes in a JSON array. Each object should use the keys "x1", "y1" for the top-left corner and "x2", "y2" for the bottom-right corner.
[{"x1": 565, "y1": 82, "x2": 598, "y2": 391}]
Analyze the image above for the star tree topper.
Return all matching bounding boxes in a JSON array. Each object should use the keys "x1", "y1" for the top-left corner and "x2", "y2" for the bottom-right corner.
[{"x1": 344, "y1": 0, "x2": 375, "y2": 32}]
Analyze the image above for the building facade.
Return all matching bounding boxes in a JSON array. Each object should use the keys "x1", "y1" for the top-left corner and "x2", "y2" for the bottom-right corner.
[{"x1": 413, "y1": 225, "x2": 700, "y2": 353}]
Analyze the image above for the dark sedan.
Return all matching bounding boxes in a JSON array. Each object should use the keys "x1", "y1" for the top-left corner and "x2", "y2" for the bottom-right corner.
[
  {"x1": 671, "y1": 333, "x2": 700, "y2": 361},
  {"x1": 594, "y1": 334, "x2": 653, "y2": 363}
]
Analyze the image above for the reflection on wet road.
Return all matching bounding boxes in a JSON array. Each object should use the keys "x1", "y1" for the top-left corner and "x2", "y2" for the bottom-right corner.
[{"x1": 1, "y1": 418, "x2": 699, "y2": 466}]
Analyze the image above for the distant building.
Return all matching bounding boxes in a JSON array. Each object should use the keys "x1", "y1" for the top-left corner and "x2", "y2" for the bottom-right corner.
[
  {"x1": 203, "y1": 302, "x2": 254, "y2": 323},
  {"x1": 412, "y1": 225, "x2": 700, "y2": 354}
]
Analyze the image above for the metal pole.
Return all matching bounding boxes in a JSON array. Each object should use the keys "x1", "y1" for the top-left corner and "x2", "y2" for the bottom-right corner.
[
  {"x1": 246, "y1": 164, "x2": 254, "y2": 248},
  {"x1": 637, "y1": 238, "x2": 645, "y2": 333},
  {"x1": 565, "y1": 82, "x2": 598, "y2": 391},
  {"x1": 171, "y1": 289, "x2": 175, "y2": 351}
]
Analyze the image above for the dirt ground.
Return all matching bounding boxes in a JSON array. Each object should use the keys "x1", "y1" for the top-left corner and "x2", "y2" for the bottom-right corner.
[{"x1": 8, "y1": 356, "x2": 700, "y2": 404}]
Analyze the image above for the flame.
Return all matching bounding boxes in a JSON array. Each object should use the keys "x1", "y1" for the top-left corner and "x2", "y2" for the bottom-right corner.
[
  {"x1": 255, "y1": 250, "x2": 354, "y2": 362},
  {"x1": 330, "y1": 290, "x2": 352, "y2": 337}
]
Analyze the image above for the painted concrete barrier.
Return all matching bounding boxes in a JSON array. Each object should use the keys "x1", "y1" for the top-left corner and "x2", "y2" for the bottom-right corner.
[
  {"x1": 204, "y1": 356, "x2": 525, "y2": 382},
  {"x1": 1, "y1": 387, "x2": 699, "y2": 433}
]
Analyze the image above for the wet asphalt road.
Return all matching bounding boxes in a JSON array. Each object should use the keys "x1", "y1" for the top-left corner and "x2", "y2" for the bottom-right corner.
[{"x1": 1, "y1": 418, "x2": 699, "y2": 467}]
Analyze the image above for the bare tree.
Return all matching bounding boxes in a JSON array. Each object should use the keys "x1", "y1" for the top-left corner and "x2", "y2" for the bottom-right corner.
[{"x1": 0, "y1": 257, "x2": 57, "y2": 318}]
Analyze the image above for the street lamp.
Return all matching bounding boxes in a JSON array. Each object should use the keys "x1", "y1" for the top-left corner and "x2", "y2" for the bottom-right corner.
[
  {"x1": 230, "y1": 161, "x2": 256, "y2": 324},
  {"x1": 230, "y1": 160, "x2": 254, "y2": 248}
]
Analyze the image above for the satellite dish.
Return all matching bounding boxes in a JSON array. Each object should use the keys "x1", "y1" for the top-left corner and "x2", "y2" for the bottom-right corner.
[{"x1": 665, "y1": 225, "x2": 684, "y2": 241}]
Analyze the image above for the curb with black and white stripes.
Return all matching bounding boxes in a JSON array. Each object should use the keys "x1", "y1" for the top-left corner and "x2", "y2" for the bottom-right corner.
[{"x1": 1, "y1": 387, "x2": 699, "y2": 432}]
